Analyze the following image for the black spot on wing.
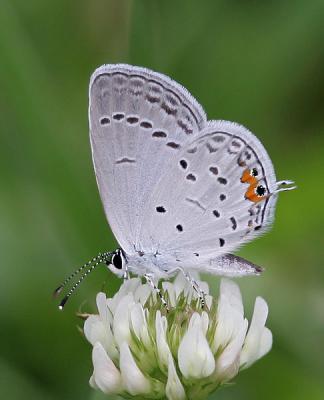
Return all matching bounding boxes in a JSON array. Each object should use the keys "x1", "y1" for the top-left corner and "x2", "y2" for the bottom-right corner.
[
  {"x1": 186, "y1": 173, "x2": 196, "y2": 181},
  {"x1": 100, "y1": 117, "x2": 110, "y2": 125},
  {"x1": 115, "y1": 158, "x2": 136, "y2": 164},
  {"x1": 126, "y1": 116, "x2": 139, "y2": 125},
  {"x1": 179, "y1": 159, "x2": 188, "y2": 169},
  {"x1": 217, "y1": 177, "x2": 227, "y2": 185},
  {"x1": 112, "y1": 113, "x2": 125, "y2": 121},
  {"x1": 230, "y1": 217, "x2": 237, "y2": 230},
  {"x1": 209, "y1": 166, "x2": 218, "y2": 175},
  {"x1": 152, "y1": 131, "x2": 167, "y2": 138},
  {"x1": 140, "y1": 121, "x2": 153, "y2": 129},
  {"x1": 167, "y1": 142, "x2": 181, "y2": 149}
]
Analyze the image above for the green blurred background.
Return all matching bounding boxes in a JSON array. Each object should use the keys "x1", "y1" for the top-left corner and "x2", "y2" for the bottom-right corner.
[{"x1": 1, "y1": 0, "x2": 323, "y2": 399}]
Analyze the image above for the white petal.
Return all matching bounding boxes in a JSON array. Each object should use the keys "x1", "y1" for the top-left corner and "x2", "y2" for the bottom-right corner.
[
  {"x1": 212, "y1": 279, "x2": 244, "y2": 354},
  {"x1": 84, "y1": 315, "x2": 102, "y2": 345},
  {"x1": 84, "y1": 315, "x2": 118, "y2": 359},
  {"x1": 89, "y1": 374, "x2": 98, "y2": 390},
  {"x1": 155, "y1": 311, "x2": 171, "y2": 371},
  {"x1": 220, "y1": 278, "x2": 243, "y2": 314},
  {"x1": 96, "y1": 292, "x2": 111, "y2": 323},
  {"x1": 166, "y1": 354, "x2": 186, "y2": 400},
  {"x1": 205, "y1": 295, "x2": 213, "y2": 309},
  {"x1": 162, "y1": 282, "x2": 176, "y2": 307},
  {"x1": 215, "y1": 318, "x2": 248, "y2": 380},
  {"x1": 119, "y1": 277, "x2": 142, "y2": 296},
  {"x1": 178, "y1": 313, "x2": 215, "y2": 379},
  {"x1": 173, "y1": 273, "x2": 188, "y2": 298},
  {"x1": 119, "y1": 342, "x2": 151, "y2": 395},
  {"x1": 196, "y1": 279, "x2": 209, "y2": 296},
  {"x1": 130, "y1": 303, "x2": 150, "y2": 347},
  {"x1": 113, "y1": 293, "x2": 135, "y2": 347},
  {"x1": 201, "y1": 311, "x2": 209, "y2": 335},
  {"x1": 134, "y1": 283, "x2": 152, "y2": 305},
  {"x1": 188, "y1": 312, "x2": 201, "y2": 329},
  {"x1": 258, "y1": 327, "x2": 273, "y2": 359},
  {"x1": 240, "y1": 297, "x2": 270, "y2": 368},
  {"x1": 130, "y1": 303, "x2": 145, "y2": 338},
  {"x1": 92, "y1": 342, "x2": 122, "y2": 394},
  {"x1": 108, "y1": 278, "x2": 141, "y2": 313}
]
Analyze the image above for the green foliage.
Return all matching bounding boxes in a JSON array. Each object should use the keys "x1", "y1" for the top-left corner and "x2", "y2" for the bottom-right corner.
[{"x1": 0, "y1": 0, "x2": 323, "y2": 399}]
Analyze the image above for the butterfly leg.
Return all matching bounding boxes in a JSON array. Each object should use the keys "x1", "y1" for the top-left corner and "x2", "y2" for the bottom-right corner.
[
  {"x1": 167, "y1": 267, "x2": 206, "y2": 308},
  {"x1": 144, "y1": 274, "x2": 169, "y2": 310},
  {"x1": 123, "y1": 263, "x2": 130, "y2": 281},
  {"x1": 183, "y1": 271, "x2": 206, "y2": 309}
]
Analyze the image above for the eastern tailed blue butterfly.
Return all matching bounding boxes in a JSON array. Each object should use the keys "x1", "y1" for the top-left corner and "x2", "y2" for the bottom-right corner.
[{"x1": 54, "y1": 64, "x2": 295, "y2": 308}]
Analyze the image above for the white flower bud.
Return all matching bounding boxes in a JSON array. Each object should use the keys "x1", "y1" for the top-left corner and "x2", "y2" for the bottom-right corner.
[
  {"x1": 84, "y1": 293, "x2": 118, "y2": 360},
  {"x1": 240, "y1": 297, "x2": 272, "y2": 368},
  {"x1": 155, "y1": 311, "x2": 171, "y2": 372},
  {"x1": 91, "y1": 342, "x2": 122, "y2": 394},
  {"x1": 112, "y1": 293, "x2": 135, "y2": 346},
  {"x1": 119, "y1": 342, "x2": 151, "y2": 395},
  {"x1": 178, "y1": 312, "x2": 215, "y2": 379},
  {"x1": 166, "y1": 354, "x2": 186, "y2": 400},
  {"x1": 130, "y1": 303, "x2": 150, "y2": 347},
  {"x1": 212, "y1": 278, "x2": 244, "y2": 354}
]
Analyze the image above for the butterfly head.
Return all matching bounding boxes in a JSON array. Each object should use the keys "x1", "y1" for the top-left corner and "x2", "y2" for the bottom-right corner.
[{"x1": 106, "y1": 248, "x2": 127, "y2": 277}]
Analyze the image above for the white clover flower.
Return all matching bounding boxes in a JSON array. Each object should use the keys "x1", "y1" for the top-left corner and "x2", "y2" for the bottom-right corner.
[{"x1": 84, "y1": 274, "x2": 272, "y2": 400}]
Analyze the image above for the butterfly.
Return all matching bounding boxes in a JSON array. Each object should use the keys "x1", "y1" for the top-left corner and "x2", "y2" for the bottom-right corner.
[{"x1": 54, "y1": 64, "x2": 295, "y2": 308}]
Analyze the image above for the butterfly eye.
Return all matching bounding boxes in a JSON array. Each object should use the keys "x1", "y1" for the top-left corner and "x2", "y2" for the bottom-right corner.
[
  {"x1": 255, "y1": 185, "x2": 266, "y2": 197},
  {"x1": 111, "y1": 250, "x2": 124, "y2": 270},
  {"x1": 251, "y1": 168, "x2": 258, "y2": 177}
]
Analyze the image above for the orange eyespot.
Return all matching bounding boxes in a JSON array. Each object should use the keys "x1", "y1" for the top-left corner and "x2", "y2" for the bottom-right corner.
[
  {"x1": 245, "y1": 184, "x2": 266, "y2": 203},
  {"x1": 241, "y1": 169, "x2": 267, "y2": 203},
  {"x1": 241, "y1": 168, "x2": 255, "y2": 184}
]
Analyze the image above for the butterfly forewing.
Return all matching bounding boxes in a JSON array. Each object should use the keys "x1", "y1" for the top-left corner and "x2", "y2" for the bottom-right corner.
[{"x1": 89, "y1": 64, "x2": 206, "y2": 253}]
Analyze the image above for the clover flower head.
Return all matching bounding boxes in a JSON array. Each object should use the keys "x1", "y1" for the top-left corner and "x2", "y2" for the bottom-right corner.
[{"x1": 84, "y1": 274, "x2": 272, "y2": 400}]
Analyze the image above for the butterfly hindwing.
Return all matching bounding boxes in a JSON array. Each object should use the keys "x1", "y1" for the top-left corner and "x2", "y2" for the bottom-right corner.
[{"x1": 140, "y1": 120, "x2": 278, "y2": 270}]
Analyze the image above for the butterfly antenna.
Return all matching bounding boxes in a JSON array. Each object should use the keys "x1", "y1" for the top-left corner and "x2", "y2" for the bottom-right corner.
[
  {"x1": 53, "y1": 252, "x2": 110, "y2": 298},
  {"x1": 57, "y1": 253, "x2": 112, "y2": 310}
]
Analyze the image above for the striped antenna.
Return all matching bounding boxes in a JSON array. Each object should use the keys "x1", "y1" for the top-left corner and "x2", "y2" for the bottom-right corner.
[{"x1": 53, "y1": 252, "x2": 114, "y2": 309}]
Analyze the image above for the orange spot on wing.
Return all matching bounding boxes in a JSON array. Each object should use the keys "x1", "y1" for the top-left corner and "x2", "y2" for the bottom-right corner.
[
  {"x1": 241, "y1": 169, "x2": 267, "y2": 203},
  {"x1": 241, "y1": 168, "x2": 254, "y2": 184},
  {"x1": 245, "y1": 184, "x2": 265, "y2": 202}
]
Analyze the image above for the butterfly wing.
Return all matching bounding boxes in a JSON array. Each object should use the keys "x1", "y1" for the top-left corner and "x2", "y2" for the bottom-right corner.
[
  {"x1": 140, "y1": 120, "x2": 278, "y2": 272},
  {"x1": 89, "y1": 64, "x2": 207, "y2": 253}
]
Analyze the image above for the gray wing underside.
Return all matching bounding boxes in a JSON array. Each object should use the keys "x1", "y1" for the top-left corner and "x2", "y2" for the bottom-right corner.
[
  {"x1": 89, "y1": 64, "x2": 277, "y2": 277},
  {"x1": 89, "y1": 64, "x2": 206, "y2": 253},
  {"x1": 139, "y1": 120, "x2": 278, "y2": 271}
]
